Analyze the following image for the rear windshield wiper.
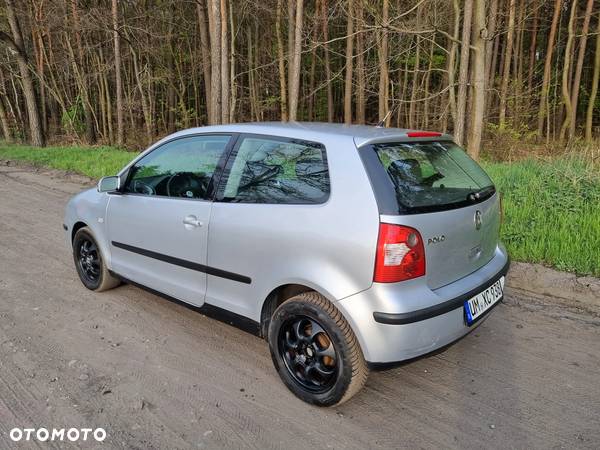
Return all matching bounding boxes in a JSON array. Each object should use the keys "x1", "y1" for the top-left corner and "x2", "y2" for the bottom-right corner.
[{"x1": 467, "y1": 185, "x2": 495, "y2": 202}]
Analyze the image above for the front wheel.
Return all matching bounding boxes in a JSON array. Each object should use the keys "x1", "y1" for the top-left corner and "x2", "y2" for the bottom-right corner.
[
  {"x1": 72, "y1": 227, "x2": 120, "y2": 292},
  {"x1": 268, "y1": 292, "x2": 368, "y2": 406}
]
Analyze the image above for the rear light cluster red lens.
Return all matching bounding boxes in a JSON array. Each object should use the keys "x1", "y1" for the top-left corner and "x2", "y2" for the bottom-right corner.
[{"x1": 374, "y1": 223, "x2": 426, "y2": 283}]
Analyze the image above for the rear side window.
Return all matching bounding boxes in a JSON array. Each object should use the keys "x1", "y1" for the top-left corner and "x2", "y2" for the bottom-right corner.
[
  {"x1": 366, "y1": 141, "x2": 494, "y2": 214},
  {"x1": 218, "y1": 136, "x2": 330, "y2": 204}
]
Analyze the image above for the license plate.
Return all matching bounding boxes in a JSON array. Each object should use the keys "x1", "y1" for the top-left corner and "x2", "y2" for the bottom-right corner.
[{"x1": 464, "y1": 276, "x2": 505, "y2": 326}]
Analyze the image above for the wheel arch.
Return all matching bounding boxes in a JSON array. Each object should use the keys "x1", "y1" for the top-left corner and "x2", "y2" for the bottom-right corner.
[
  {"x1": 260, "y1": 283, "x2": 330, "y2": 338},
  {"x1": 70, "y1": 219, "x2": 113, "y2": 272},
  {"x1": 71, "y1": 221, "x2": 88, "y2": 243}
]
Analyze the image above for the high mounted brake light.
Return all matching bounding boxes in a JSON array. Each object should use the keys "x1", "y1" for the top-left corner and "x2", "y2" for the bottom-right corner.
[
  {"x1": 374, "y1": 223, "x2": 426, "y2": 283},
  {"x1": 406, "y1": 131, "x2": 442, "y2": 138}
]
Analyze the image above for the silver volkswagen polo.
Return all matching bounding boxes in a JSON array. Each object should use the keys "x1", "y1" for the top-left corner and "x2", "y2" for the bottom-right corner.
[{"x1": 64, "y1": 123, "x2": 509, "y2": 406}]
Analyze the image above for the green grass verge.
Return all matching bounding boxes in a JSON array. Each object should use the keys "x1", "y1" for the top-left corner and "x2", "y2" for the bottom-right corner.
[
  {"x1": 483, "y1": 158, "x2": 600, "y2": 277},
  {"x1": 1, "y1": 143, "x2": 598, "y2": 277},
  {"x1": 0, "y1": 143, "x2": 136, "y2": 179}
]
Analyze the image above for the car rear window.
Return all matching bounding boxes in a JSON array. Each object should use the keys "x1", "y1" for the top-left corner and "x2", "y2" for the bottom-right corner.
[{"x1": 366, "y1": 140, "x2": 495, "y2": 214}]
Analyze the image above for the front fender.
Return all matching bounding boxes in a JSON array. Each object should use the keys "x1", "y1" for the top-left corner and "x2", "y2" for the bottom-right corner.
[{"x1": 64, "y1": 188, "x2": 112, "y2": 269}]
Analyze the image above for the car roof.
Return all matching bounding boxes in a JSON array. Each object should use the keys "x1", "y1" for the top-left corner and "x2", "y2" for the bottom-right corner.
[{"x1": 170, "y1": 122, "x2": 455, "y2": 148}]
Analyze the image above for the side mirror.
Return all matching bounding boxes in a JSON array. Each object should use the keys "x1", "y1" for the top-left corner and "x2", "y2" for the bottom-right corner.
[{"x1": 97, "y1": 175, "x2": 121, "y2": 193}]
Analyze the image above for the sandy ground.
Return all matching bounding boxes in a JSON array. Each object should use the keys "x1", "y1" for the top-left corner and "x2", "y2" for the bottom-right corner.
[{"x1": 0, "y1": 164, "x2": 599, "y2": 450}]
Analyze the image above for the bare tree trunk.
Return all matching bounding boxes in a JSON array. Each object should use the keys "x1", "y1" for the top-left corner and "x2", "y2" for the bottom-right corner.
[
  {"x1": 307, "y1": 0, "x2": 319, "y2": 121},
  {"x1": 569, "y1": 0, "x2": 594, "y2": 139},
  {"x1": 112, "y1": 0, "x2": 123, "y2": 145},
  {"x1": 585, "y1": 16, "x2": 600, "y2": 142},
  {"x1": 526, "y1": 0, "x2": 539, "y2": 97},
  {"x1": 409, "y1": 34, "x2": 421, "y2": 129},
  {"x1": 559, "y1": 0, "x2": 577, "y2": 142},
  {"x1": 423, "y1": 38, "x2": 435, "y2": 129},
  {"x1": 287, "y1": 0, "x2": 295, "y2": 109},
  {"x1": 220, "y1": 0, "x2": 230, "y2": 123},
  {"x1": 455, "y1": 0, "x2": 473, "y2": 145},
  {"x1": 468, "y1": 0, "x2": 486, "y2": 160},
  {"x1": 536, "y1": 0, "x2": 562, "y2": 140},
  {"x1": 0, "y1": 96, "x2": 11, "y2": 142},
  {"x1": 254, "y1": 23, "x2": 263, "y2": 120},
  {"x1": 70, "y1": 0, "x2": 95, "y2": 143},
  {"x1": 512, "y1": 0, "x2": 525, "y2": 125},
  {"x1": 489, "y1": 33, "x2": 500, "y2": 110},
  {"x1": 0, "y1": 0, "x2": 45, "y2": 146},
  {"x1": 398, "y1": 56, "x2": 410, "y2": 126},
  {"x1": 321, "y1": 0, "x2": 333, "y2": 122},
  {"x1": 0, "y1": 66, "x2": 12, "y2": 141},
  {"x1": 32, "y1": 1, "x2": 46, "y2": 135},
  {"x1": 99, "y1": 49, "x2": 114, "y2": 142},
  {"x1": 288, "y1": 0, "x2": 303, "y2": 121},
  {"x1": 343, "y1": 0, "x2": 354, "y2": 124},
  {"x1": 276, "y1": 0, "x2": 288, "y2": 121},
  {"x1": 484, "y1": 0, "x2": 498, "y2": 89},
  {"x1": 216, "y1": 3, "x2": 228, "y2": 123},
  {"x1": 550, "y1": 21, "x2": 563, "y2": 140},
  {"x1": 196, "y1": 0, "x2": 212, "y2": 122},
  {"x1": 228, "y1": 3, "x2": 236, "y2": 122},
  {"x1": 498, "y1": 0, "x2": 515, "y2": 128},
  {"x1": 165, "y1": 15, "x2": 176, "y2": 133},
  {"x1": 447, "y1": 0, "x2": 460, "y2": 129},
  {"x1": 129, "y1": 46, "x2": 152, "y2": 143},
  {"x1": 377, "y1": 0, "x2": 389, "y2": 125},
  {"x1": 246, "y1": 26, "x2": 258, "y2": 121},
  {"x1": 355, "y1": 0, "x2": 365, "y2": 124},
  {"x1": 208, "y1": 0, "x2": 222, "y2": 124}
]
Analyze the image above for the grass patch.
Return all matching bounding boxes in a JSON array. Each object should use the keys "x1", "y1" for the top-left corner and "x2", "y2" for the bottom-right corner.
[
  {"x1": 0, "y1": 143, "x2": 136, "y2": 179},
  {"x1": 1, "y1": 143, "x2": 598, "y2": 277},
  {"x1": 483, "y1": 158, "x2": 600, "y2": 277}
]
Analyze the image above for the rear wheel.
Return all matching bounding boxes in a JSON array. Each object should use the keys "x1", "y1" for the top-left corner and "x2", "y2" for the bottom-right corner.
[
  {"x1": 268, "y1": 292, "x2": 368, "y2": 406},
  {"x1": 72, "y1": 227, "x2": 120, "y2": 292}
]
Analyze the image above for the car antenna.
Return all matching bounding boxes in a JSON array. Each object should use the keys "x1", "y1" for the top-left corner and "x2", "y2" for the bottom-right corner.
[{"x1": 376, "y1": 107, "x2": 395, "y2": 128}]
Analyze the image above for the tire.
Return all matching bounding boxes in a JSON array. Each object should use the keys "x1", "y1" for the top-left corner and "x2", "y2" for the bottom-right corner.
[
  {"x1": 72, "y1": 227, "x2": 120, "y2": 292},
  {"x1": 268, "y1": 291, "x2": 368, "y2": 406}
]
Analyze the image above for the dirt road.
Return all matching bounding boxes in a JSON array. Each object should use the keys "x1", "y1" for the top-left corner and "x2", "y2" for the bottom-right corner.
[{"x1": 0, "y1": 164, "x2": 599, "y2": 449}]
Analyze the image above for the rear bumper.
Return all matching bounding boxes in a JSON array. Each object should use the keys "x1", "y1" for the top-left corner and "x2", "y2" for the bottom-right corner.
[
  {"x1": 372, "y1": 258, "x2": 509, "y2": 325},
  {"x1": 336, "y1": 244, "x2": 509, "y2": 364}
]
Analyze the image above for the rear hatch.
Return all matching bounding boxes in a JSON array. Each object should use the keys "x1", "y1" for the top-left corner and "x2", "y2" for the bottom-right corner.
[{"x1": 360, "y1": 139, "x2": 500, "y2": 290}]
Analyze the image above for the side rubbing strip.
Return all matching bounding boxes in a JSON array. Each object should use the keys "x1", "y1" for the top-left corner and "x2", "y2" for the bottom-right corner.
[{"x1": 111, "y1": 241, "x2": 251, "y2": 284}]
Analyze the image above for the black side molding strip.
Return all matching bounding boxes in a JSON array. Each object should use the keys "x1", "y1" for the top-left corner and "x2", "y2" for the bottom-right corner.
[
  {"x1": 373, "y1": 257, "x2": 510, "y2": 325},
  {"x1": 111, "y1": 241, "x2": 251, "y2": 284}
]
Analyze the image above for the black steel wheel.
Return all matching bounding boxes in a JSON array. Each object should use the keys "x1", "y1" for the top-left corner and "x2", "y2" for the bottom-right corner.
[
  {"x1": 278, "y1": 315, "x2": 338, "y2": 393},
  {"x1": 77, "y1": 237, "x2": 101, "y2": 284},
  {"x1": 72, "y1": 227, "x2": 120, "y2": 292},
  {"x1": 268, "y1": 292, "x2": 368, "y2": 406}
]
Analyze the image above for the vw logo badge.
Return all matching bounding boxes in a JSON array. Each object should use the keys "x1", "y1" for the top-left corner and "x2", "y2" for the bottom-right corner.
[{"x1": 474, "y1": 210, "x2": 482, "y2": 230}]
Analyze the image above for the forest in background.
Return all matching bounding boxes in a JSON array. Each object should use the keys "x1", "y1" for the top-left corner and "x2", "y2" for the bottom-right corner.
[{"x1": 0, "y1": 0, "x2": 599, "y2": 160}]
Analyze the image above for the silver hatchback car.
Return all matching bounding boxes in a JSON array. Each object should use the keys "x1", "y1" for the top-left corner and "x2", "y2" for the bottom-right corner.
[{"x1": 64, "y1": 123, "x2": 509, "y2": 406}]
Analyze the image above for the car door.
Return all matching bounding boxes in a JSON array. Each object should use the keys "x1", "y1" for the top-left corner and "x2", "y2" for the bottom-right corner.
[{"x1": 106, "y1": 134, "x2": 233, "y2": 306}]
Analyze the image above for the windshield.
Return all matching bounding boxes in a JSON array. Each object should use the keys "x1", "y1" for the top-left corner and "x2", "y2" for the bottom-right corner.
[{"x1": 371, "y1": 141, "x2": 494, "y2": 213}]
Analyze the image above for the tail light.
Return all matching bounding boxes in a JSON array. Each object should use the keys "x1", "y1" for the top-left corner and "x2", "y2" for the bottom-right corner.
[{"x1": 374, "y1": 223, "x2": 426, "y2": 283}]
